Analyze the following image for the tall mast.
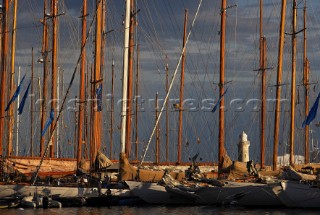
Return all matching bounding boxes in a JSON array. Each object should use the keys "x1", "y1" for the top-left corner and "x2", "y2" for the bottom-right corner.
[
  {"x1": 40, "y1": 0, "x2": 48, "y2": 157},
  {"x1": 125, "y1": 0, "x2": 135, "y2": 158},
  {"x1": 155, "y1": 92, "x2": 160, "y2": 164},
  {"x1": 261, "y1": 37, "x2": 267, "y2": 169},
  {"x1": 289, "y1": 0, "x2": 297, "y2": 166},
  {"x1": 134, "y1": 44, "x2": 139, "y2": 160},
  {"x1": 77, "y1": 0, "x2": 87, "y2": 167},
  {"x1": 0, "y1": 0, "x2": 9, "y2": 156},
  {"x1": 218, "y1": 0, "x2": 226, "y2": 176},
  {"x1": 259, "y1": 0, "x2": 266, "y2": 170},
  {"x1": 177, "y1": 9, "x2": 188, "y2": 164},
  {"x1": 273, "y1": 0, "x2": 287, "y2": 171},
  {"x1": 7, "y1": 0, "x2": 18, "y2": 156},
  {"x1": 101, "y1": 0, "x2": 106, "y2": 156},
  {"x1": 30, "y1": 47, "x2": 34, "y2": 157},
  {"x1": 50, "y1": 0, "x2": 58, "y2": 158},
  {"x1": 92, "y1": 0, "x2": 103, "y2": 168},
  {"x1": 110, "y1": 59, "x2": 114, "y2": 159},
  {"x1": 120, "y1": 0, "x2": 131, "y2": 162},
  {"x1": 165, "y1": 62, "x2": 169, "y2": 162},
  {"x1": 303, "y1": 0, "x2": 309, "y2": 164}
]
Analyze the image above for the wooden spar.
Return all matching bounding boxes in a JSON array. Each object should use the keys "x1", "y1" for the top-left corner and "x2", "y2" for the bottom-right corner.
[
  {"x1": 261, "y1": 37, "x2": 267, "y2": 169},
  {"x1": 260, "y1": 0, "x2": 263, "y2": 40},
  {"x1": 50, "y1": 0, "x2": 58, "y2": 158},
  {"x1": 290, "y1": 0, "x2": 297, "y2": 166},
  {"x1": 77, "y1": 0, "x2": 87, "y2": 167},
  {"x1": 259, "y1": 0, "x2": 265, "y2": 169},
  {"x1": 92, "y1": 0, "x2": 103, "y2": 168},
  {"x1": 0, "y1": 0, "x2": 9, "y2": 156},
  {"x1": 101, "y1": 0, "x2": 106, "y2": 155},
  {"x1": 155, "y1": 92, "x2": 160, "y2": 164},
  {"x1": 101, "y1": 0, "x2": 106, "y2": 74},
  {"x1": 40, "y1": 0, "x2": 48, "y2": 157},
  {"x1": 177, "y1": 9, "x2": 188, "y2": 164},
  {"x1": 110, "y1": 59, "x2": 114, "y2": 159},
  {"x1": 218, "y1": 0, "x2": 226, "y2": 176},
  {"x1": 7, "y1": 0, "x2": 18, "y2": 156},
  {"x1": 31, "y1": 47, "x2": 34, "y2": 157},
  {"x1": 125, "y1": 0, "x2": 135, "y2": 158},
  {"x1": 134, "y1": 44, "x2": 139, "y2": 160},
  {"x1": 273, "y1": 0, "x2": 287, "y2": 171},
  {"x1": 165, "y1": 62, "x2": 169, "y2": 162},
  {"x1": 303, "y1": 0, "x2": 309, "y2": 164}
]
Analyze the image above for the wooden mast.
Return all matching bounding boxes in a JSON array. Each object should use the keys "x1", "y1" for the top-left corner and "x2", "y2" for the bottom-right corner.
[
  {"x1": 92, "y1": 0, "x2": 103, "y2": 169},
  {"x1": 125, "y1": 0, "x2": 135, "y2": 158},
  {"x1": 77, "y1": 0, "x2": 87, "y2": 167},
  {"x1": 259, "y1": 0, "x2": 267, "y2": 170},
  {"x1": 110, "y1": 59, "x2": 114, "y2": 159},
  {"x1": 177, "y1": 9, "x2": 188, "y2": 164},
  {"x1": 155, "y1": 92, "x2": 160, "y2": 164},
  {"x1": 218, "y1": 0, "x2": 226, "y2": 176},
  {"x1": 7, "y1": 0, "x2": 18, "y2": 156},
  {"x1": 273, "y1": 0, "x2": 287, "y2": 171},
  {"x1": 30, "y1": 47, "x2": 34, "y2": 157},
  {"x1": 0, "y1": 0, "x2": 9, "y2": 156},
  {"x1": 290, "y1": 0, "x2": 297, "y2": 166},
  {"x1": 40, "y1": 0, "x2": 48, "y2": 157},
  {"x1": 303, "y1": 0, "x2": 309, "y2": 164},
  {"x1": 165, "y1": 62, "x2": 169, "y2": 162},
  {"x1": 50, "y1": 0, "x2": 58, "y2": 158},
  {"x1": 134, "y1": 44, "x2": 139, "y2": 160},
  {"x1": 261, "y1": 36, "x2": 267, "y2": 169},
  {"x1": 101, "y1": 0, "x2": 106, "y2": 155}
]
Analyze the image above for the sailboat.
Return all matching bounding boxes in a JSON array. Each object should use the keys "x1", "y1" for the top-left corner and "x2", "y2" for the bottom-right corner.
[
  {"x1": 124, "y1": 0, "x2": 285, "y2": 207},
  {"x1": 0, "y1": 0, "x2": 133, "y2": 206}
]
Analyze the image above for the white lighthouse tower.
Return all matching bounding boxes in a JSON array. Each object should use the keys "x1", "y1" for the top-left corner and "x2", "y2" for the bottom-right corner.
[{"x1": 238, "y1": 131, "x2": 250, "y2": 162}]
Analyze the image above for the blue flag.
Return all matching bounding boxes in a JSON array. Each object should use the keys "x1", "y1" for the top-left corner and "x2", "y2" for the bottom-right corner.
[
  {"x1": 212, "y1": 87, "x2": 229, "y2": 113},
  {"x1": 5, "y1": 74, "x2": 26, "y2": 111},
  {"x1": 96, "y1": 84, "x2": 102, "y2": 112},
  {"x1": 302, "y1": 92, "x2": 320, "y2": 128},
  {"x1": 18, "y1": 80, "x2": 31, "y2": 115},
  {"x1": 41, "y1": 109, "x2": 54, "y2": 137}
]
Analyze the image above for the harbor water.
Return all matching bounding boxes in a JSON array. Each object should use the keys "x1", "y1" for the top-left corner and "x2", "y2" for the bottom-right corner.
[{"x1": 2, "y1": 205, "x2": 320, "y2": 215}]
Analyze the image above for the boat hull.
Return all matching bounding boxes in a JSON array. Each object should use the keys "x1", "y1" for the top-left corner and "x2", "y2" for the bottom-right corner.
[
  {"x1": 195, "y1": 181, "x2": 282, "y2": 206},
  {"x1": 272, "y1": 180, "x2": 320, "y2": 208},
  {"x1": 0, "y1": 184, "x2": 131, "y2": 199},
  {"x1": 126, "y1": 181, "x2": 196, "y2": 205}
]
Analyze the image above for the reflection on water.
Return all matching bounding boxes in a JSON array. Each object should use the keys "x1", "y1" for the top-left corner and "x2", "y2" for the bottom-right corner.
[{"x1": 2, "y1": 206, "x2": 320, "y2": 215}]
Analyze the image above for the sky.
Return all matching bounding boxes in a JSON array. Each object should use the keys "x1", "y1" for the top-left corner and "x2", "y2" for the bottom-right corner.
[{"x1": 5, "y1": 0, "x2": 320, "y2": 165}]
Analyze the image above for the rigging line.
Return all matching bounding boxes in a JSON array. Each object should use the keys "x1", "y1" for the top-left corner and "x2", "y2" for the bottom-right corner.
[
  {"x1": 140, "y1": 0, "x2": 203, "y2": 165},
  {"x1": 32, "y1": 2, "x2": 99, "y2": 185}
]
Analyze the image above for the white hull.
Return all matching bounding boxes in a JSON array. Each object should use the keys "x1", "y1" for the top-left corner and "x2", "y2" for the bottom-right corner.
[
  {"x1": 126, "y1": 181, "x2": 196, "y2": 205},
  {"x1": 0, "y1": 184, "x2": 131, "y2": 199},
  {"x1": 194, "y1": 181, "x2": 282, "y2": 206},
  {"x1": 126, "y1": 180, "x2": 282, "y2": 206},
  {"x1": 272, "y1": 180, "x2": 320, "y2": 208}
]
